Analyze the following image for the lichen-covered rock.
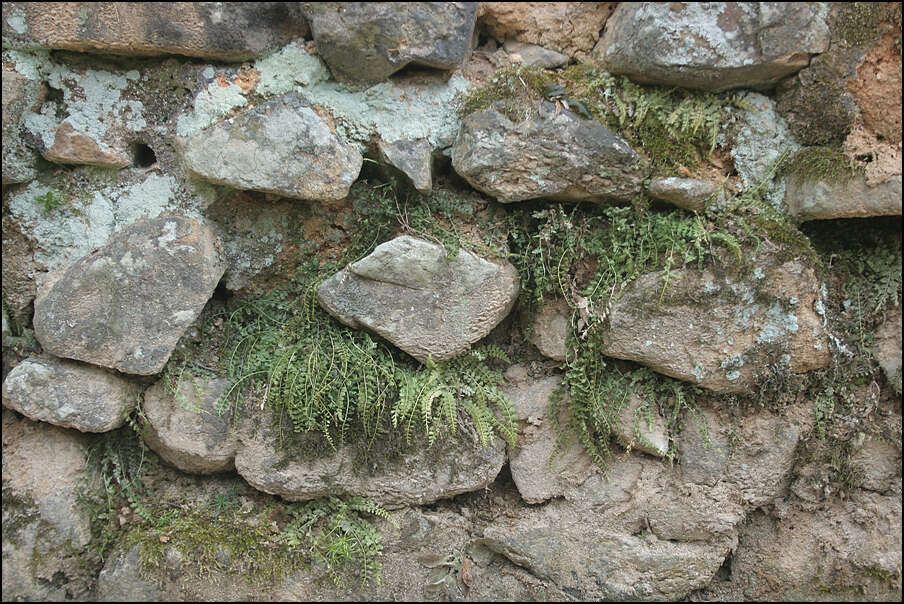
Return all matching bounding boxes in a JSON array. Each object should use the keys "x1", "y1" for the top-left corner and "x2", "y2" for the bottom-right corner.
[
  {"x1": 180, "y1": 91, "x2": 362, "y2": 202},
  {"x1": 452, "y1": 102, "x2": 649, "y2": 204},
  {"x1": 301, "y1": 2, "x2": 477, "y2": 84},
  {"x1": 478, "y1": 2, "x2": 617, "y2": 60},
  {"x1": 1, "y1": 2, "x2": 310, "y2": 61},
  {"x1": 141, "y1": 377, "x2": 238, "y2": 474},
  {"x1": 33, "y1": 214, "x2": 225, "y2": 375},
  {"x1": 2, "y1": 356, "x2": 139, "y2": 432},
  {"x1": 600, "y1": 259, "x2": 831, "y2": 393},
  {"x1": 44, "y1": 120, "x2": 130, "y2": 167},
  {"x1": 2, "y1": 56, "x2": 42, "y2": 184},
  {"x1": 376, "y1": 138, "x2": 432, "y2": 194},
  {"x1": 317, "y1": 235, "x2": 519, "y2": 363},
  {"x1": 647, "y1": 177, "x2": 721, "y2": 212},
  {"x1": 504, "y1": 370, "x2": 596, "y2": 503},
  {"x1": 2, "y1": 409, "x2": 95, "y2": 601},
  {"x1": 784, "y1": 172, "x2": 902, "y2": 220},
  {"x1": 595, "y1": 2, "x2": 830, "y2": 91},
  {"x1": 234, "y1": 405, "x2": 505, "y2": 509}
]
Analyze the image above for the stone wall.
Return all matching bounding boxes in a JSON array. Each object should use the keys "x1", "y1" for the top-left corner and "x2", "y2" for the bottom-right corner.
[{"x1": 2, "y1": 3, "x2": 901, "y2": 601}]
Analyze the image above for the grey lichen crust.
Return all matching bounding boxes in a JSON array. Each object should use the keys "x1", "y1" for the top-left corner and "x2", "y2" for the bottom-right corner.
[{"x1": 317, "y1": 235, "x2": 520, "y2": 363}]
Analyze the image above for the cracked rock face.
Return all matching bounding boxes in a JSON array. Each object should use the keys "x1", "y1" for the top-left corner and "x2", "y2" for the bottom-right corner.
[
  {"x1": 452, "y1": 102, "x2": 649, "y2": 204},
  {"x1": 180, "y1": 91, "x2": 362, "y2": 202},
  {"x1": 33, "y1": 214, "x2": 225, "y2": 376},
  {"x1": 317, "y1": 235, "x2": 519, "y2": 363}
]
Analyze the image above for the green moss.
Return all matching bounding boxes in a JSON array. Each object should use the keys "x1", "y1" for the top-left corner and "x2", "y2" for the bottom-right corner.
[
  {"x1": 833, "y1": 2, "x2": 883, "y2": 48},
  {"x1": 781, "y1": 146, "x2": 864, "y2": 184}
]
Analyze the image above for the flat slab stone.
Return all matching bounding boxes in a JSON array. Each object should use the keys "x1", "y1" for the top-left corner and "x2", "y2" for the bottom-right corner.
[
  {"x1": 2, "y1": 356, "x2": 139, "y2": 433},
  {"x1": 317, "y1": 235, "x2": 519, "y2": 363},
  {"x1": 595, "y1": 3, "x2": 830, "y2": 91},
  {"x1": 181, "y1": 91, "x2": 362, "y2": 202},
  {"x1": 784, "y1": 173, "x2": 902, "y2": 220},
  {"x1": 33, "y1": 214, "x2": 225, "y2": 376},
  {"x1": 452, "y1": 102, "x2": 648, "y2": 204}
]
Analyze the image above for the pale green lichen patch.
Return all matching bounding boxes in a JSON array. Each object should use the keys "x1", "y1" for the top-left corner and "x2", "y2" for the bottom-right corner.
[{"x1": 175, "y1": 80, "x2": 248, "y2": 137}]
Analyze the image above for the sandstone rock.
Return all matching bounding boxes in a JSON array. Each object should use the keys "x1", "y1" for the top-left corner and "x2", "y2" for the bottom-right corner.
[
  {"x1": 1, "y1": 2, "x2": 310, "y2": 60},
  {"x1": 181, "y1": 91, "x2": 362, "y2": 202},
  {"x1": 2, "y1": 59, "x2": 41, "y2": 184},
  {"x1": 301, "y1": 2, "x2": 477, "y2": 84},
  {"x1": 234, "y1": 405, "x2": 505, "y2": 509},
  {"x1": 874, "y1": 307, "x2": 903, "y2": 393},
  {"x1": 785, "y1": 172, "x2": 902, "y2": 220},
  {"x1": 377, "y1": 138, "x2": 432, "y2": 194},
  {"x1": 478, "y1": 3, "x2": 617, "y2": 60},
  {"x1": 2, "y1": 356, "x2": 140, "y2": 432},
  {"x1": 647, "y1": 177, "x2": 720, "y2": 212},
  {"x1": 141, "y1": 377, "x2": 238, "y2": 474},
  {"x1": 1, "y1": 410, "x2": 94, "y2": 601},
  {"x1": 44, "y1": 120, "x2": 130, "y2": 168},
  {"x1": 95, "y1": 545, "x2": 164, "y2": 602},
  {"x1": 452, "y1": 102, "x2": 649, "y2": 204},
  {"x1": 504, "y1": 370, "x2": 596, "y2": 503},
  {"x1": 678, "y1": 408, "x2": 729, "y2": 487},
  {"x1": 615, "y1": 394, "x2": 669, "y2": 458},
  {"x1": 502, "y1": 40, "x2": 569, "y2": 69},
  {"x1": 317, "y1": 235, "x2": 519, "y2": 364},
  {"x1": 723, "y1": 412, "x2": 800, "y2": 507},
  {"x1": 33, "y1": 214, "x2": 225, "y2": 376},
  {"x1": 526, "y1": 298, "x2": 569, "y2": 362},
  {"x1": 599, "y1": 260, "x2": 831, "y2": 393},
  {"x1": 852, "y1": 435, "x2": 902, "y2": 494},
  {"x1": 595, "y1": 3, "x2": 830, "y2": 91}
]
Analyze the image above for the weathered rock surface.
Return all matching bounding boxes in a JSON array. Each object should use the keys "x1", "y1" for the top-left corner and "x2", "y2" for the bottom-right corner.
[
  {"x1": 784, "y1": 172, "x2": 903, "y2": 220},
  {"x1": 95, "y1": 545, "x2": 164, "y2": 602},
  {"x1": 1, "y1": 2, "x2": 310, "y2": 60},
  {"x1": 377, "y1": 138, "x2": 432, "y2": 194},
  {"x1": 141, "y1": 376, "x2": 238, "y2": 474},
  {"x1": 452, "y1": 102, "x2": 649, "y2": 204},
  {"x1": 615, "y1": 394, "x2": 669, "y2": 458},
  {"x1": 43, "y1": 120, "x2": 130, "y2": 168},
  {"x1": 502, "y1": 40, "x2": 569, "y2": 69},
  {"x1": 234, "y1": 405, "x2": 506, "y2": 509},
  {"x1": 2, "y1": 410, "x2": 95, "y2": 601},
  {"x1": 504, "y1": 368, "x2": 596, "y2": 503},
  {"x1": 33, "y1": 214, "x2": 225, "y2": 376},
  {"x1": 874, "y1": 307, "x2": 903, "y2": 393},
  {"x1": 2, "y1": 356, "x2": 139, "y2": 432},
  {"x1": 526, "y1": 297, "x2": 569, "y2": 362},
  {"x1": 181, "y1": 91, "x2": 362, "y2": 202},
  {"x1": 647, "y1": 177, "x2": 720, "y2": 212},
  {"x1": 478, "y1": 2, "x2": 617, "y2": 60},
  {"x1": 677, "y1": 408, "x2": 729, "y2": 487},
  {"x1": 2, "y1": 58, "x2": 41, "y2": 184},
  {"x1": 301, "y1": 2, "x2": 477, "y2": 85},
  {"x1": 595, "y1": 2, "x2": 830, "y2": 91},
  {"x1": 599, "y1": 260, "x2": 831, "y2": 393},
  {"x1": 317, "y1": 235, "x2": 519, "y2": 364}
]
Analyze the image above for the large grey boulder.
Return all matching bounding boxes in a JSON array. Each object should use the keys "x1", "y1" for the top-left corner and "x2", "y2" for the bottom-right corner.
[
  {"x1": 234, "y1": 405, "x2": 505, "y2": 509},
  {"x1": 301, "y1": 2, "x2": 477, "y2": 84},
  {"x1": 599, "y1": 259, "x2": 831, "y2": 393},
  {"x1": 452, "y1": 102, "x2": 649, "y2": 204},
  {"x1": 784, "y1": 173, "x2": 902, "y2": 220},
  {"x1": 141, "y1": 376, "x2": 238, "y2": 474},
  {"x1": 1, "y1": 2, "x2": 310, "y2": 61},
  {"x1": 2, "y1": 356, "x2": 139, "y2": 432},
  {"x1": 595, "y1": 3, "x2": 830, "y2": 91},
  {"x1": 317, "y1": 235, "x2": 519, "y2": 364},
  {"x1": 181, "y1": 91, "x2": 362, "y2": 202},
  {"x1": 33, "y1": 214, "x2": 225, "y2": 376}
]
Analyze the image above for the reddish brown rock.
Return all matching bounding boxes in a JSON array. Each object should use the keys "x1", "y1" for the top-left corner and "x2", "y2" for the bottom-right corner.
[{"x1": 44, "y1": 120, "x2": 130, "y2": 168}]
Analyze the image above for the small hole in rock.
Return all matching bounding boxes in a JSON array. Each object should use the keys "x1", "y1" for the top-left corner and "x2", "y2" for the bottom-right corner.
[{"x1": 132, "y1": 143, "x2": 156, "y2": 167}]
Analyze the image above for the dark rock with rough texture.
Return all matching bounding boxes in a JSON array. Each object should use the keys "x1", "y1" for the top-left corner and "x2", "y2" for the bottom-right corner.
[
  {"x1": 234, "y1": 405, "x2": 505, "y2": 509},
  {"x1": 1, "y1": 60, "x2": 41, "y2": 184},
  {"x1": 595, "y1": 3, "x2": 830, "y2": 91},
  {"x1": 141, "y1": 377, "x2": 238, "y2": 474},
  {"x1": 181, "y1": 91, "x2": 362, "y2": 202},
  {"x1": 647, "y1": 177, "x2": 720, "y2": 212},
  {"x1": 302, "y1": 2, "x2": 477, "y2": 84},
  {"x1": 2, "y1": 410, "x2": 95, "y2": 601},
  {"x1": 96, "y1": 545, "x2": 164, "y2": 602},
  {"x1": 377, "y1": 138, "x2": 432, "y2": 194},
  {"x1": 317, "y1": 235, "x2": 519, "y2": 363},
  {"x1": 1, "y1": 2, "x2": 310, "y2": 61},
  {"x1": 600, "y1": 259, "x2": 830, "y2": 393},
  {"x1": 452, "y1": 102, "x2": 648, "y2": 203},
  {"x1": 2, "y1": 356, "x2": 140, "y2": 432},
  {"x1": 33, "y1": 214, "x2": 225, "y2": 376},
  {"x1": 784, "y1": 173, "x2": 902, "y2": 220}
]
